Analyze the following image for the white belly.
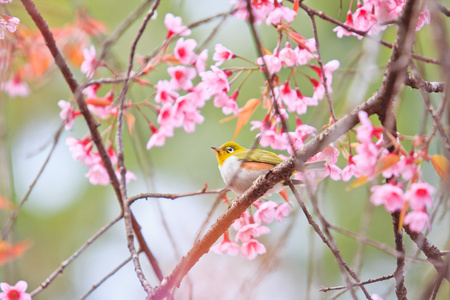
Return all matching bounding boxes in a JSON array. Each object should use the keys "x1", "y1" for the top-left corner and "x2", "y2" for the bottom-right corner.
[{"x1": 219, "y1": 156, "x2": 283, "y2": 196}]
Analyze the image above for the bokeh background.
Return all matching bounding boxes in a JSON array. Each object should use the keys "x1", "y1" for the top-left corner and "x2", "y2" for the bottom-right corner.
[{"x1": 1, "y1": 0, "x2": 449, "y2": 299}]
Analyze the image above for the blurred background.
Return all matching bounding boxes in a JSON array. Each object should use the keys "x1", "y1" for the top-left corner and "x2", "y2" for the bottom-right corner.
[{"x1": 1, "y1": 0, "x2": 449, "y2": 299}]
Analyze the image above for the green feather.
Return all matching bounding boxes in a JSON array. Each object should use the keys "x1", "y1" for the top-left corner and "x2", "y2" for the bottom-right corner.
[{"x1": 234, "y1": 149, "x2": 284, "y2": 165}]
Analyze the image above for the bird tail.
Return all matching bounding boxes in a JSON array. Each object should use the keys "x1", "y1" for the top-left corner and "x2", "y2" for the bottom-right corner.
[{"x1": 298, "y1": 160, "x2": 327, "y2": 172}]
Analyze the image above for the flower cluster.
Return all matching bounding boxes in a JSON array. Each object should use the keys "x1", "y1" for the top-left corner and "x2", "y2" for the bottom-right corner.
[
  {"x1": 343, "y1": 111, "x2": 435, "y2": 232},
  {"x1": 0, "y1": 0, "x2": 19, "y2": 40},
  {"x1": 0, "y1": 281, "x2": 31, "y2": 300},
  {"x1": 212, "y1": 200, "x2": 291, "y2": 259},
  {"x1": 66, "y1": 137, "x2": 136, "y2": 186},
  {"x1": 334, "y1": 0, "x2": 430, "y2": 39}
]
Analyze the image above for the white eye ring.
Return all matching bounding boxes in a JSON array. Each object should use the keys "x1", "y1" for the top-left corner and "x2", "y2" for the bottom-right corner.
[{"x1": 226, "y1": 147, "x2": 234, "y2": 153}]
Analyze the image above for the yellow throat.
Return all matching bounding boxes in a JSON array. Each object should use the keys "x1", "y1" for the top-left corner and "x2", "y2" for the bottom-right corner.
[{"x1": 211, "y1": 142, "x2": 245, "y2": 166}]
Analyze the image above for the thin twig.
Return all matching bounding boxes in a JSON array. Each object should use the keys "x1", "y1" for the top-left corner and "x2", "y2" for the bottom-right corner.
[
  {"x1": 320, "y1": 274, "x2": 395, "y2": 292},
  {"x1": 30, "y1": 216, "x2": 122, "y2": 296},
  {"x1": 2, "y1": 124, "x2": 64, "y2": 240},
  {"x1": 116, "y1": 0, "x2": 161, "y2": 293},
  {"x1": 79, "y1": 255, "x2": 133, "y2": 300}
]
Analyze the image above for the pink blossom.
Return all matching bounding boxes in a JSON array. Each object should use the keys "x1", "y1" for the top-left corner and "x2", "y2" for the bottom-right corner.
[
  {"x1": 66, "y1": 137, "x2": 97, "y2": 167},
  {"x1": 167, "y1": 66, "x2": 196, "y2": 91},
  {"x1": 405, "y1": 182, "x2": 435, "y2": 210},
  {"x1": 235, "y1": 223, "x2": 270, "y2": 243},
  {"x1": 231, "y1": 0, "x2": 273, "y2": 25},
  {"x1": 253, "y1": 201, "x2": 278, "y2": 224},
  {"x1": 194, "y1": 49, "x2": 208, "y2": 73},
  {"x1": 279, "y1": 43, "x2": 297, "y2": 67},
  {"x1": 416, "y1": 8, "x2": 430, "y2": 31},
  {"x1": 233, "y1": 211, "x2": 251, "y2": 231},
  {"x1": 240, "y1": 238, "x2": 266, "y2": 260},
  {"x1": 115, "y1": 169, "x2": 137, "y2": 184},
  {"x1": 321, "y1": 59, "x2": 340, "y2": 92},
  {"x1": 278, "y1": 81, "x2": 298, "y2": 112},
  {"x1": 370, "y1": 184, "x2": 404, "y2": 213},
  {"x1": 157, "y1": 103, "x2": 177, "y2": 129},
  {"x1": 173, "y1": 96, "x2": 204, "y2": 132},
  {"x1": 213, "y1": 91, "x2": 239, "y2": 115},
  {"x1": 188, "y1": 82, "x2": 212, "y2": 108},
  {"x1": 342, "y1": 156, "x2": 360, "y2": 181},
  {"x1": 211, "y1": 232, "x2": 240, "y2": 256},
  {"x1": 0, "y1": 281, "x2": 31, "y2": 300},
  {"x1": 82, "y1": 84, "x2": 100, "y2": 98},
  {"x1": 404, "y1": 210, "x2": 430, "y2": 232},
  {"x1": 310, "y1": 79, "x2": 325, "y2": 101},
  {"x1": 266, "y1": 5, "x2": 297, "y2": 26},
  {"x1": 295, "y1": 39, "x2": 317, "y2": 65},
  {"x1": 257, "y1": 54, "x2": 282, "y2": 75},
  {"x1": 353, "y1": 3, "x2": 379, "y2": 35},
  {"x1": 275, "y1": 202, "x2": 291, "y2": 222},
  {"x1": 200, "y1": 65, "x2": 230, "y2": 94},
  {"x1": 333, "y1": 10, "x2": 355, "y2": 38},
  {"x1": 356, "y1": 110, "x2": 376, "y2": 144},
  {"x1": 155, "y1": 80, "x2": 179, "y2": 104},
  {"x1": 1, "y1": 77, "x2": 30, "y2": 98},
  {"x1": 85, "y1": 163, "x2": 110, "y2": 185},
  {"x1": 80, "y1": 45, "x2": 98, "y2": 79},
  {"x1": 0, "y1": 15, "x2": 19, "y2": 39},
  {"x1": 174, "y1": 38, "x2": 197, "y2": 65},
  {"x1": 164, "y1": 13, "x2": 191, "y2": 38},
  {"x1": 213, "y1": 43, "x2": 235, "y2": 66},
  {"x1": 0, "y1": 1, "x2": 13, "y2": 4},
  {"x1": 58, "y1": 100, "x2": 80, "y2": 130},
  {"x1": 146, "y1": 124, "x2": 174, "y2": 149},
  {"x1": 353, "y1": 142, "x2": 381, "y2": 177},
  {"x1": 257, "y1": 125, "x2": 278, "y2": 149},
  {"x1": 312, "y1": 145, "x2": 342, "y2": 180}
]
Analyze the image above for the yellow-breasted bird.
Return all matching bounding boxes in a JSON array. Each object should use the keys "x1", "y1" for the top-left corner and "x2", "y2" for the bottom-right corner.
[{"x1": 211, "y1": 141, "x2": 325, "y2": 198}]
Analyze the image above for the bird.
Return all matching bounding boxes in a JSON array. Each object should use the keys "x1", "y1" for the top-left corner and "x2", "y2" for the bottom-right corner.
[{"x1": 211, "y1": 141, "x2": 325, "y2": 198}]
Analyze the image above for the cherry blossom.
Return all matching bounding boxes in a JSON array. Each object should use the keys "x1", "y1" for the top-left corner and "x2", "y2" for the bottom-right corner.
[
  {"x1": 167, "y1": 66, "x2": 196, "y2": 91},
  {"x1": 80, "y1": 45, "x2": 99, "y2": 79},
  {"x1": 404, "y1": 210, "x2": 430, "y2": 232},
  {"x1": 194, "y1": 49, "x2": 208, "y2": 73},
  {"x1": 200, "y1": 65, "x2": 230, "y2": 94},
  {"x1": 0, "y1": 15, "x2": 19, "y2": 39},
  {"x1": 85, "y1": 163, "x2": 110, "y2": 185},
  {"x1": 1, "y1": 77, "x2": 30, "y2": 98},
  {"x1": 405, "y1": 182, "x2": 435, "y2": 211},
  {"x1": 233, "y1": 211, "x2": 251, "y2": 231},
  {"x1": 256, "y1": 54, "x2": 282, "y2": 75},
  {"x1": 164, "y1": 13, "x2": 191, "y2": 38},
  {"x1": 211, "y1": 231, "x2": 240, "y2": 256},
  {"x1": 58, "y1": 100, "x2": 80, "y2": 130},
  {"x1": 312, "y1": 145, "x2": 342, "y2": 180},
  {"x1": 342, "y1": 156, "x2": 360, "y2": 182},
  {"x1": 253, "y1": 201, "x2": 278, "y2": 224},
  {"x1": 310, "y1": 78, "x2": 325, "y2": 101},
  {"x1": 213, "y1": 91, "x2": 239, "y2": 115},
  {"x1": 370, "y1": 183, "x2": 404, "y2": 213},
  {"x1": 231, "y1": 0, "x2": 273, "y2": 25},
  {"x1": 275, "y1": 202, "x2": 291, "y2": 222},
  {"x1": 0, "y1": 281, "x2": 31, "y2": 300},
  {"x1": 155, "y1": 80, "x2": 179, "y2": 104},
  {"x1": 174, "y1": 38, "x2": 197, "y2": 65},
  {"x1": 371, "y1": 294, "x2": 385, "y2": 300},
  {"x1": 241, "y1": 238, "x2": 266, "y2": 260},
  {"x1": 265, "y1": 5, "x2": 296, "y2": 26},
  {"x1": 212, "y1": 43, "x2": 235, "y2": 66},
  {"x1": 146, "y1": 124, "x2": 174, "y2": 149},
  {"x1": 66, "y1": 137, "x2": 97, "y2": 167},
  {"x1": 235, "y1": 223, "x2": 270, "y2": 243},
  {"x1": 115, "y1": 169, "x2": 137, "y2": 184},
  {"x1": 187, "y1": 82, "x2": 212, "y2": 108},
  {"x1": 279, "y1": 43, "x2": 297, "y2": 67},
  {"x1": 173, "y1": 96, "x2": 204, "y2": 132},
  {"x1": 0, "y1": 1, "x2": 13, "y2": 4},
  {"x1": 333, "y1": 10, "x2": 355, "y2": 38},
  {"x1": 353, "y1": 3, "x2": 379, "y2": 35}
]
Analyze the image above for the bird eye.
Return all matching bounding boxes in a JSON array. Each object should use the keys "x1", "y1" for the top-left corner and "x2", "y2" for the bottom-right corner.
[{"x1": 226, "y1": 147, "x2": 234, "y2": 153}]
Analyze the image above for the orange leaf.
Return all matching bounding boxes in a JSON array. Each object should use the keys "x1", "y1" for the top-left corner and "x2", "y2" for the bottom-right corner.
[
  {"x1": 233, "y1": 98, "x2": 261, "y2": 141},
  {"x1": 398, "y1": 201, "x2": 410, "y2": 232},
  {"x1": 346, "y1": 175, "x2": 369, "y2": 190},
  {"x1": 293, "y1": 0, "x2": 299, "y2": 13},
  {"x1": 261, "y1": 46, "x2": 272, "y2": 56},
  {"x1": 0, "y1": 196, "x2": 13, "y2": 210},
  {"x1": 125, "y1": 113, "x2": 135, "y2": 136},
  {"x1": 288, "y1": 32, "x2": 312, "y2": 52},
  {"x1": 63, "y1": 43, "x2": 85, "y2": 67},
  {"x1": 375, "y1": 153, "x2": 400, "y2": 175},
  {"x1": 85, "y1": 97, "x2": 112, "y2": 106},
  {"x1": 0, "y1": 240, "x2": 31, "y2": 265},
  {"x1": 431, "y1": 154, "x2": 450, "y2": 185}
]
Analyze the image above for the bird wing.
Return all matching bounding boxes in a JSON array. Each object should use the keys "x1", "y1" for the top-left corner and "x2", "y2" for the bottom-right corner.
[{"x1": 234, "y1": 149, "x2": 284, "y2": 166}]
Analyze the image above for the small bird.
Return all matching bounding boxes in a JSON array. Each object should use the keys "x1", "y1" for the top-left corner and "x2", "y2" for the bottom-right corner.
[{"x1": 211, "y1": 141, "x2": 325, "y2": 198}]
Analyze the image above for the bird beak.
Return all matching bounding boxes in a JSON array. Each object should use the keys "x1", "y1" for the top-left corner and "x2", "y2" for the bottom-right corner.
[{"x1": 211, "y1": 146, "x2": 220, "y2": 154}]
